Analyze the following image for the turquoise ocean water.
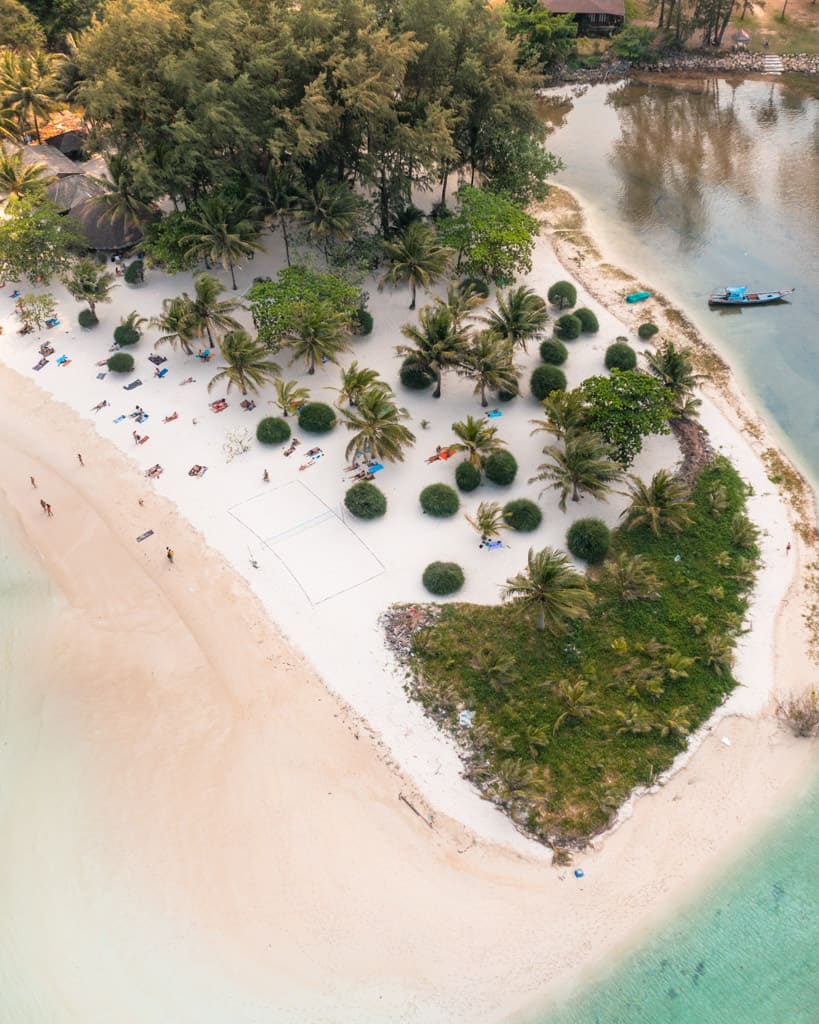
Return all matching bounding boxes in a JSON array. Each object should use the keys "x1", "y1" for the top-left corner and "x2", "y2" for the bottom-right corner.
[{"x1": 530, "y1": 76, "x2": 819, "y2": 1024}]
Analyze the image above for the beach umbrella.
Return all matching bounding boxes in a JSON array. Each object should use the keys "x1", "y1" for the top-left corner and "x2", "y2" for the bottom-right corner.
[{"x1": 732, "y1": 29, "x2": 752, "y2": 42}]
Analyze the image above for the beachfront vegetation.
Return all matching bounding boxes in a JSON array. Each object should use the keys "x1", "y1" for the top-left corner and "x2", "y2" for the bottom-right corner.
[
  {"x1": 298, "y1": 402, "x2": 336, "y2": 434},
  {"x1": 466, "y1": 501, "x2": 507, "y2": 540},
  {"x1": 256, "y1": 417, "x2": 291, "y2": 445},
  {"x1": 643, "y1": 341, "x2": 703, "y2": 420},
  {"x1": 451, "y1": 415, "x2": 506, "y2": 470},
  {"x1": 344, "y1": 481, "x2": 387, "y2": 520},
  {"x1": 123, "y1": 259, "x2": 144, "y2": 286},
  {"x1": 339, "y1": 385, "x2": 416, "y2": 464},
  {"x1": 605, "y1": 341, "x2": 637, "y2": 371},
  {"x1": 397, "y1": 303, "x2": 470, "y2": 400},
  {"x1": 107, "y1": 352, "x2": 133, "y2": 373},
  {"x1": 459, "y1": 331, "x2": 519, "y2": 408},
  {"x1": 406, "y1": 457, "x2": 760, "y2": 841},
  {"x1": 208, "y1": 330, "x2": 281, "y2": 396},
  {"x1": 422, "y1": 562, "x2": 465, "y2": 597},
  {"x1": 15, "y1": 291, "x2": 55, "y2": 331},
  {"x1": 539, "y1": 339, "x2": 568, "y2": 366},
  {"x1": 482, "y1": 285, "x2": 549, "y2": 353},
  {"x1": 180, "y1": 196, "x2": 261, "y2": 291},
  {"x1": 503, "y1": 1, "x2": 578, "y2": 68},
  {"x1": 485, "y1": 450, "x2": 519, "y2": 486},
  {"x1": 530, "y1": 364, "x2": 567, "y2": 400},
  {"x1": 380, "y1": 222, "x2": 454, "y2": 311},
  {"x1": 531, "y1": 431, "x2": 623, "y2": 511},
  {"x1": 0, "y1": 151, "x2": 52, "y2": 199},
  {"x1": 574, "y1": 308, "x2": 599, "y2": 334},
  {"x1": 352, "y1": 308, "x2": 373, "y2": 336},
  {"x1": 459, "y1": 277, "x2": 490, "y2": 300},
  {"x1": 283, "y1": 303, "x2": 351, "y2": 376},
  {"x1": 503, "y1": 498, "x2": 542, "y2": 532},
  {"x1": 420, "y1": 483, "x2": 460, "y2": 518},
  {"x1": 567, "y1": 518, "x2": 611, "y2": 564},
  {"x1": 332, "y1": 362, "x2": 384, "y2": 409},
  {"x1": 554, "y1": 313, "x2": 582, "y2": 340},
  {"x1": 77, "y1": 308, "x2": 98, "y2": 328},
  {"x1": 62, "y1": 257, "x2": 116, "y2": 316},
  {"x1": 271, "y1": 378, "x2": 310, "y2": 419},
  {"x1": 580, "y1": 371, "x2": 671, "y2": 466},
  {"x1": 151, "y1": 296, "x2": 198, "y2": 356},
  {"x1": 455, "y1": 461, "x2": 482, "y2": 492},
  {"x1": 249, "y1": 267, "x2": 359, "y2": 348},
  {"x1": 399, "y1": 358, "x2": 435, "y2": 392},
  {"x1": 777, "y1": 688, "x2": 819, "y2": 738},
  {"x1": 186, "y1": 274, "x2": 243, "y2": 348},
  {"x1": 638, "y1": 322, "x2": 659, "y2": 339},
  {"x1": 621, "y1": 469, "x2": 694, "y2": 536},
  {"x1": 0, "y1": 194, "x2": 82, "y2": 283},
  {"x1": 113, "y1": 322, "x2": 139, "y2": 346},
  {"x1": 547, "y1": 281, "x2": 577, "y2": 309}
]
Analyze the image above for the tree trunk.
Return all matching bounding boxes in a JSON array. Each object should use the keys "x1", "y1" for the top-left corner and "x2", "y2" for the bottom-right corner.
[
  {"x1": 572, "y1": 481, "x2": 580, "y2": 501},
  {"x1": 281, "y1": 216, "x2": 291, "y2": 267},
  {"x1": 410, "y1": 281, "x2": 416, "y2": 310},
  {"x1": 33, "y1": 111, "x2": 41, "y2": 144},
  {"x1": 537, "y1": 607, "x2": 545, "y2": 631},
  {"x1": 432, "y1": 371, "x2": 442, "y2": 399},
  {"x1": 229, "y1": 259, "x2": 237, "y2": 290},
  {"x1": 440, "y1": 165, "x2": 449, "y2": 206},
  {"x1": 480, "y1": 382, "x2": 488, "y2": 407},
  {"x1": 658, "y1": 0, "x2": 666, "y2": 26},
  {"x1": 88, "y1": 300, "x2": 96, "y2": 315},
  {"x1": 205, "y1": 322, "x2": 213, "y2": 346}
]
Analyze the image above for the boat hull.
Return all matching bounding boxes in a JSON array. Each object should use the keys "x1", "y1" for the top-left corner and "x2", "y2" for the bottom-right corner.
[{"x1": 708, "y1": 289, "x2": 793, "y2": 307}]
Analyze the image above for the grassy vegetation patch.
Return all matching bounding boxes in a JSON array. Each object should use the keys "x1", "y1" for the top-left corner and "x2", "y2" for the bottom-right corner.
[{"x1": 403, "y1": 457, "x2": 758, "y2": 845}]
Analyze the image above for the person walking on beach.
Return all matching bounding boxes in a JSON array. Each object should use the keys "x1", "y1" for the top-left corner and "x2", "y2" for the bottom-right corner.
[
  {"x1": 30, "y1": 476, "x2": 37, "y2": 488},
  {"x1": 40, "y1": 498, "x2": 46, "y2": 512},
  {"x1": 133, "y1": 431, "x2": 141, "y2": 445},
  {"x1": 166, "y1": 546, "x2": 174, "y2": 564},
  {"x1": 45, "y1": 503, "x2": 53, "y2": 517},
  {"x1": 786, "y1": 541, "x2": 791, "y2": 555},
  {"x1": 263, "y1": 469, "x2": 270, "y2": 482},
  {"x1": 77, "y1": 453, "x2": 84, "y2": 467}
]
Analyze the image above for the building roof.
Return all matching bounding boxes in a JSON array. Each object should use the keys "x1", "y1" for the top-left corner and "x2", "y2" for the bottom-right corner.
[
  {"x1": 543, "y1": 0, "x2": 625, "y2": 15},
  {"x1": 46, "y1": 172, "x2": 106, "y2": 212},
  {"x1": 16, "y1": 143, "x2": 79, "y2": 177},
  {"x1": 68, "y1": 197, "x2": 144, "y2": 252}
]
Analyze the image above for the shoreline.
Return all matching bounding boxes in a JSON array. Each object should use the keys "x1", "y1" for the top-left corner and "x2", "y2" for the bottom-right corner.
[{"x1": 0, "y1": 193, "x2": 817, "y2": 1019}]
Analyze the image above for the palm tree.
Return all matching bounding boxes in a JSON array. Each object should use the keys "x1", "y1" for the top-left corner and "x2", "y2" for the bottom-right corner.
[
  {"x1": 331, "y1": 361, "x2": 386, "y2": 408},
  {"x1": 182, "y1": 196, "x2": 261, "y2": 289},
  {"x1": 62, "y1": 258, "x2": 116, "y2": 315},
  {"x1": 656, "y1": 706, "x2": 692, "y2": 739},
  {"x1": 643, "y1": 341, "x2": 702, "y2": 418},
  {"x1": 602, "y1": 553, "x2": 660, "y2": 601},
  {"x1": 615, "y1": 703, "x2": 655, "y2": 736},
  {"x1": 0, "y1": 152, "x2": 53, "y2": 200},
  {"x1": 208, "y1": 329, "x2": 281, "y2": 396},
  {"x1": 501, "y1": 547, "x2": 594, "y2": 634},
  {"x1": 621, "y1": 469, "x2": 694, "y2": 536},
  {"x1": 460, "y1": 331, "x2": 518, "y2": 407},
  {"x1": 248, "y1": 160, "x2": 302, "y2": 267},
  {"x1": 451, "y1": 415, "x2": 506, "y2": 469},
  {"x1": 186, "y1": 273, "x2": 243, "y2": 346},
  {"x1": 465, "y1": 501, "x2": 507, "y2": 540},
  {"x1": 529, "y1": 390, "x2": 588, "y2": 443},
  {"x1": 297, "y1": 178, "x2": 361, "y2": 262},
  {"x1": 530, "y1": 432, "x2": 623, "y2": 512},
  {"x1": 483, "y1": 285, "x2": 549, "y2": 352},
  {"x1": 441, "y1": 281, "x2": 486, "y2": 328},
  {"x1": 396, "y1": 303, "x2": 470, "y2": 399},
  {"x1": 87, "y1": 153, "x2": 155, "y2": 232},
  {"x1": 379, "y1": 221, "x2": 454, "y2": 310},
  {"x1": 151, "y1": 295, "x2": 198, "y2": 355},
  {"x1": 270, "y1": 378, "x2": 310, "y2": 417},
  {"x1": 470, "y1": 648, "x2": 518, "y2": 691},
  {"x1": 284, "y1": 300, "x2": 351, "y2": 375},
  {"x1": 338, "y1": 385, "x2": 416, "y2": 463},
  {"x1": 551, "y1": 679, "x2": 601, "y2": 734},
  {"x1": 0, "y1": 49, "x2": 63, "y2": 144}
]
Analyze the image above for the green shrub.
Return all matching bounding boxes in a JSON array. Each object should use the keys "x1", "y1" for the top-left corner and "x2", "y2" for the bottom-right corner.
[
  {"x1": 344, "y1": 481, "x2": 387, "y2": 519},
  {"x1": 574, "y1": 307, "x2": 599, "y2": 333},
  {"x1": 123, "y1": 259, "x2": 144, "y2": 285},
  {"x1": 107, "y1": 352, "x2": 134, "y2": 373},
  {"x1": 547, "y1": 280, "x2": 577, "y2": 309},
  {"x1": 420, "y1": 483, "x2": 460, "y2": 518},
  {"x1": 298, "y1": 402, "x2": 336, "y2": 433},
  {"x1": 256, "y1": 417, "x2": 291, "y2": 444},
  {"x1": 455, "y1": 461, "x2": 482, "y2": 492},
  {"x1": 638, "y1": 322, "x2": 659, "y2": 340},
  {"x1": 113, "y1": 324, "x2": 140, "y2": 346},
  {"x1": 530, "y1": 364, "x2": 567, "y2": 400},
  {"x1": 400, "y1": 357, "x2": 435, "y2": 390},
  {"x1": 503, "y1": 498, "x2": 543, "y2": 532},
  {"x1": 497, "y1": 385, "x2": 518, "y2": 402},
  {"x1": 605, "y1": 342, "x2": 637, "y2": 371},
  {"x1": 567, "y1": 517, "x2": 611, "y2": 564},
  {"x1": 422, "y1": 561, "x2": 465, "y2": 596},
  {"x1": 459, "y1": 276, "x2": 490, "y2": 299},
  {"x1": 484, "y1": 450, "x2": 518, "y2": 486},
  {"x1": 540, "y1": 338, "x2": 568, "y2": 365},
  {"x1": 352, "y1": 308, "x2": 373, "y2": 336},
  {"x1": 78, "y1": 309, "x2": 98, "y2": 329},
  {"x1": 554, "y1": 314, "x2": 582, "y2": 340}
]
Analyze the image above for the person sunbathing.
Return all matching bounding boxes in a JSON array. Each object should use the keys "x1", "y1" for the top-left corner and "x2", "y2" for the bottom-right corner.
[
  {"x1": 163, "y1": 412, "x2": 179, "y2": 423},
  {"x1": 180, "y1": 377, "x2": 195, "y2": 385}
]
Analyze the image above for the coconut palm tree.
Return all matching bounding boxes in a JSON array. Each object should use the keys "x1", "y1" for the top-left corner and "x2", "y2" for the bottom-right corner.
[
  {"x1": 602, "y1": 553, "x2": 660, "y2": 601},
  {"x1": 551, "y1": 679, "x2": 601, "y2": 734},
  {"x1": 338, "y1": 384, "x2": 416, "y2": 463},
  {"x1": 0, "y1": 152, "x2": 52, "y2": 200},
  {"x1": 182, "y1": 195, "x2": 261, "y2": 289},
  {"x1": 185, "y1": 273, "x2": 243, "y2": 347},
  {"x1": 451, "y1": 415, "x2": 506, "y2": 469},
  {"x1": 396, "y1": 303, "x2": 470, "y2": 399},
  {"x1": 297, "y1": 178, "x2": 361, "y2": 263},
  {"x1": 483, "y1": 285, "x2": 549, "y2": 352},
  {"x1": 656, "y1": 705, "x2": 692, "y2": 739},
  {"x1": 62, "y1": 257, "x2": 116, "y2": 315},
  {"x1": 87, "y1": 153, "x2": 155, "y2": 232},
  {"x1": 330, "y1": 361, "x2": 386, "y2": 408},
  {"x1": 501, "y1": 547, "x2": 594, "y2": 634},
  {"x1": 270, "y1": 378, "x2": 310, "y2": 417},
  {"x1": 621, "y1": 469, "x2": 694, "y2": 536},
  {"x1": 0, "y1": 49, "x2": 63, "y2": 144},
  {"x1": 530, "y1": 431, "x2": 623, "y2": 512},
  {"x1": 440, "y1": 281, "x2": 486, "y2": 328},
  {"x1": 470, "y1": 648, "x2": 518, "y2": 691},
  {"x1": 248, "y1": 160, "x2": 302, "y2": 267},
  {"x1": 615, "y1": 703, "x2": 655, "y2": 736},
  {"x1": 208, "y1": 329, "x2": 281, "y2": 396},
  {"x1": 379, "y1": 221, "x2": 454, "y2": 310},
  {"x1": 151, "y1": 295, "x2": 198, "y2": 355},
  {"x1": 643, "y1": 341, "x2": 702, "y2": 418},
  {"x1": 465, "y1": 501, "x2": 507, "y2": 540},
  {"x1": 529, "y1": 389, "x2": 588, "y2": 443},
  {"x1": 284, "y1": 300, "x2": 351, "y2": 375},
  {"x1": 460, "y1": 330, "x2": 518, "y2": 407}
]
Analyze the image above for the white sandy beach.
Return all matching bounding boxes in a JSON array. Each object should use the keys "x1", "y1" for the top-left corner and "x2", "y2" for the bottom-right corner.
[{"x1": 0, "y1": 211, "x2": 816, "y2": 1021}]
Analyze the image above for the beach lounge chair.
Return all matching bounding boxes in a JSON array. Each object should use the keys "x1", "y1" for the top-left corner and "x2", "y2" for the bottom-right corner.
[
  {"x1": 155, "y1": 367, "x2": 168, "y2": 378},
  {"x1": 163, "y1": 412, "x2": 179, "y2": 423},
  {"x1": 148, "y1": 354, "x2": 167, "y2": 366},
  {"x1": 210, "y1": 399, "x2": 228, "y2": 412},
  {"x1": 188, "y1": 465, "x2": 208, "y2": 477},
  {"x1": 486, "y1": 409, "x2": 502, "y2": 419},
  {"x1": 123, "y1": 379, "x2": 143, "y2": 391},
  {"x1": 369, "y1": 462, "x2": 384, "y2": 473},
  {"x1": 56, "y1": 354, "x2": 68, "y2": 365},
  {"x1": 33, "y1": 358, "x2": 48, "y2": 371}
]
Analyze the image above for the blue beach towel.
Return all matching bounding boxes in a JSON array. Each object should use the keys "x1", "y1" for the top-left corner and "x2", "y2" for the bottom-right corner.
[
  {"x1": 123, "y1": 379, "x2": 143, "y2": 391},
  {"x1": 114, "y1": 415, "x2": 126, "y2": 423},
  {"x1": 56, "y1": 355, "x2": 68, "y2": 365},
  {"x1": 369, "y1": 463, "x2": 384, "y2": 473},
  {"x1": 486, "y1": 410, "x2": 502, "y2": 418},
  {"x1": 96, "y1": 372, "x2": 106, "y2": 380}
]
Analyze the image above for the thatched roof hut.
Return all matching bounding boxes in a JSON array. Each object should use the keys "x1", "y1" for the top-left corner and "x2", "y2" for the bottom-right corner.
[
  {"x1": 17, "y1": 143, "x2": 78, "y2": 177},
  {"x1": 68, "y1": 197, "x2": 144, "y2": 252},
  {"x1": 46, "y1": 172, "x2": 106, "y2": 212}
]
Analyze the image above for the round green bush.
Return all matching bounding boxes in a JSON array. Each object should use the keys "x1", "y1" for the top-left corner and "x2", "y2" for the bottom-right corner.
[
  {"x1": 123, "y1": 259, "x2": 144, "y2": 285},
  {"x1": 298, "y1": 402, "x2": 336, "y2": 433},
  {"x1": 540, "y1": 338, "x2": 568, "y2": 365},
  {"x1": 574, "y1": 307, "x2": 599, "y2": 333},
  {"x1": 344, "y1": 481, "x2": 387, "y2": 520},
  {"x1": 547, "y1": 280, "x2": 577, "y2": 309},
  {"x1": 605, "y1": 341, "x2": 637, "y2": 371},
  {"x1": 352, "y1": 308, "x2": 373, "y2": 336},
  {"x1": 567, "y1": 518, "x2": 611, "y2": 565},
  {"x1": 638, "y1": 322, "x2": 659, "y2": 340},
  {"x1": 107, "y1": 352, "x2": 134, "y2": 373},
  {"x1": 113, "y1": 323, "x2": 140, "y2": 346},
  {"x1": 256, "y1": 416, "x2": 291, "y2": 444},
  {"x1": 530, "y1": 364, "x2": 567, "y2": 400},
  {"x1": 422, "y1": 561, "x2": 465, "y2": 596},
  {"x1": 78, "y1": 309, "x2": 98, "y2": 329},
  {"x1": 420, "y1": 483, "x2": 460, "y2": 518},
  {"x1": 555, "y1": 314, "x2": 582, "y2": 340},
  {"x1": 455, "y1": 460, "x2": 481, "y2": 492},
  {"x1": 503, "y1": 499, "x2": 543, "y2": 532},
  {"x1": 459, "y1": 276, "x2": 490, "y2": 299},
  {"x1": 399, "y1": 357, "x2": 435, "y2": 391},
  {"x1": 484, "y1": 450, "x2": 518, "y2": 486},
  {"x1": 497, "y1": 385, "x2": 518, "y2": 402}
]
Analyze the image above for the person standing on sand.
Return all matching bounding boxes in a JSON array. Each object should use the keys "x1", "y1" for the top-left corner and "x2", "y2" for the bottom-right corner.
[
  {"x1": 30, "y1": 476, "x2": 36, "y2": 488},
  {"x1": 46, "y1": 503, "x2": 53, "y2": 517},
  {"x1": 40, "y1": 498, "x2": 46, "y2": 512},
  {"x1": 77, "y1": 454, "x2": 84, "y2": 467},
  {"x1": 166, "y1": 546, "x2": 174, "y2": 564},
  {"x1": 786, "y1": 541, "x2": 791, "y2": 555}
]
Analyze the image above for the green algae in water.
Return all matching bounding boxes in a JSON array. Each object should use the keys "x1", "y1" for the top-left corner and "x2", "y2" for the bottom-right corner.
[{"x1": 536, "y1": 774, "x2": 819, "y2": 1024}]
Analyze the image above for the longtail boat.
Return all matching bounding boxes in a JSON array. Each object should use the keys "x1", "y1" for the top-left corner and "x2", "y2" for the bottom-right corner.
[{"x1": 708, "y1": 286, "x2": 794, "y2": 307}]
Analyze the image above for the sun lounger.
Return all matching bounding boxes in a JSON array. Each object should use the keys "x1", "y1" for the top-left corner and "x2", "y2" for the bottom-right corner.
[
  {"x1": 33, "y1": 358, "x2": 48, "y2": 371},
  {"x1": 240, "y1": 399, "x2": 256, "y2": 411},
  {"x1": 188, "y1": 465, "x2": 208, "y2": 478},
  {"x1": 136, "y1": 529, "x2": 154, "y2": 543},
  {"x1": 123, "y1": 379, "x2": 143, "y2": 391},
  {"x1": 113, "y1": 415, "x2": 126, "y2": 423},
  {"x1": 56, "y1": 355, "x2": 68, "y2": 365},
  {"x1": 209, "y1": 399, "x2": 228, "y2": 412},
  {"x1": 96, "y1": 372, "x2": 106, "y2": 380},
  {"x1": 155, "y1": 367, "x2": 168, "y2": 378},
  {"x1": 137, "y1": 435, "x2": 149, "y2": 445},
  {"x1": 163, "y1": 412, "x2": 178, "y2": 423},
  {"x1": 369, "y1": 462, "x2": 384, "y2": 473},
  {"x1": 486, "y1": 409, "x2": 502, "y2": 419},
  {"x1": 148, "y1": 354, "x2": 167, "y2": 366}
]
